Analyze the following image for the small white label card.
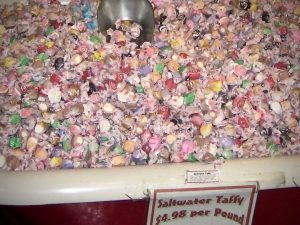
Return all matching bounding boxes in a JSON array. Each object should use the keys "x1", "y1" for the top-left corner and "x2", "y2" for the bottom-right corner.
[
  {"x1": 186, "y1": 170, "x2": 220, "y2": 183},
  {"x1": 147, "y1": 184, "x2": 257, "y2": 225}
]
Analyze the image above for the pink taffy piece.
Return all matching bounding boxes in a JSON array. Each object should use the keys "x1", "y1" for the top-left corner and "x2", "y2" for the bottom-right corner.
[
  {"x1": 146, "y1": 47, "x2": 155, "y2": 56},
  {"x1": 71, "y1": 149, "x2": 82, "y2": 158},
  {"x1": 291, "y1": 29, "x2": 300, "y2": 44},
  {"x1": 115, "y1": 47, "x2": 123, "y2": 55},
  {"x1": 87, "y1": 124, "x2": 96, "y2": 136},
  {"x1": 181, "y1": 140, "x2": 195, "y2": 154},
  {"x1": 234, "y1": 65, "x2": 247, "y2": 76},
  {"x1": 21, "y1": 74, "x2": 32, "y2": 83},
  {"x1": 148, "y1": 136, "x2": 161, "y2": 150},
  {"x1": 70, "y1": 125, "x2": 81, "y2": 135},
  {"x1": 141, "y1": 129, "x2": 152, "y2": 143},
  {"x1": 172, "y1": 152, "x2": 184, "y2": 163},
  {"x1": 89, "y1": 93, "x2": 102, "y2": 103},
  {"x1": 219, "y1": 17, "x2": 229, "y2": 27},
  {"x1": 186, "y1": 20, "x2": 195, "y2": 29},
  {"x1": 144, "y1": 98, "x2": 157, "y2": 110},
  {"x1": 151, "y1": 0, "x2": 163, "y2": 7},
  {"x1": 166, "y1": 5, "x2": 175, "y2": 17},
  {"x1": 190, "y1": 114, "x2": 203, "y2": 126},
  {"x1": 36, "y1": 161, "x2": 45, "y2": 170},
  {"x1": 20, "y1": 108, "x2": 33, "y2": 118}
]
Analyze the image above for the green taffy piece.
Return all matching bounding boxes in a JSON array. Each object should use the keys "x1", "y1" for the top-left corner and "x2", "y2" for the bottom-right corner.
[
  {"x1": 183, "y1": 92, "x2": 195, "y2": 105},
  {"x1": 241, "y1": 80, "x2": 250, "y2": 89},
  {"x1": 45, "y1": 27, "x2": 55, "y2": 36},
  {"x1": 215, "y1": 153, "x2": 223, "y2": 159},
  {"x1": 274, "y1": 21, "x2": 284, "y2": 27},
  {"x1": 99, "y1": 136, "x2": 109, "y2": 142},
  {"x1": 235, "y1": 59, "x2": 244, "y2": 65},
  {"x1": 113, "y1": 146, "x2": 124, "y2": 155},
  {"x1": 187, "y1": 153, "x2": 197, "y2": 162},
  {"x1": 90, "y1": 35, "x2": 102, "y2": 44},
  {"x1": 289, "y1": 64, "x2": 299, "y2": 73},
  {"x1": 223, "y1": 149, "x2": 233, "y2": 159},
  {"x1": 267, "y1": 141, "x2": 277, "y2": 156},
  {"x1": 88, "y1": 141, "x2": 99, "y2": 152},
  {"x1": 18, "y1": 67, "x2": 26, "y2": 75},
  {"x1": 51, "y1": 120, "x2": 61, "y2": 129},
  {"x1": 10, "y1": 114, "x2": 21, "y2": 124},
  {"x1": 161, "y1": 45, "x2": 171, "y2": 51},
  {"x1": 37, "y1": 53, "x2": 49, "y2": 62},
  {"x1": 62, "y1": 139, "x2": 72, "y2": 152},
  {"x1": 19, "y1": 56, "x2": 30, "y2": 66},
  {"x1": 21, "y1": 101, "x2": 30, "y2": 108},
  {"x1": 179, "y1": 65, "x2": 188, "y2": 74},
  {"x1": 9, "y1": 36, "x2": 16, "y2": 45},
  {"x1": 155, "y1": 63, "x2": 164, "y2": 74},
  {"x1": 136, "y1": 86, "x2": 144, "y2": 93},
  {"x1": 9, "y1": 137, "x2": 22, "y2": 149},
  {"x1": 263, "y1": 28, "x2": 272, "y2": 36}
]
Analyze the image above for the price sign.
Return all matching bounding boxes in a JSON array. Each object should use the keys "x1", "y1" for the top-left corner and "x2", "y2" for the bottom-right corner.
[{"x1": 147, "y1": 185, "x2": 257, "y2": 225}]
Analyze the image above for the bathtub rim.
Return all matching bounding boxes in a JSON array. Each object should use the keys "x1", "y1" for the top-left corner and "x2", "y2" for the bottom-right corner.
[{"x1": 0, "y1": 155, "x2": 299, "y2": 205}]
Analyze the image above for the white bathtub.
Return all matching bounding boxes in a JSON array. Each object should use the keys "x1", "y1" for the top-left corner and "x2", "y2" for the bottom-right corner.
[
  {"x1": 0, "y1": 156, "x2": 300, "y2": 205},
  {"x1": 0, "y1": 0, "x2": 299, "y2": 207}
]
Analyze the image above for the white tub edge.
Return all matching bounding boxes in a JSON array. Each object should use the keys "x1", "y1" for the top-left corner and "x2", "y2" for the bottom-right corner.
[
  {"x1": 0, "y1": 0, "x2": 299, "y2": 206},
  {"x1": 0, "y1": 155, "x2": 299, "y2": 205}
]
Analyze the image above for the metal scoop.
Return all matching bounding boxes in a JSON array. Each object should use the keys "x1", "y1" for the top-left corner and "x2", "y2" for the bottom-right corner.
[{"x1": 97, "y1": 0, "x2": 155, "y2": 46}]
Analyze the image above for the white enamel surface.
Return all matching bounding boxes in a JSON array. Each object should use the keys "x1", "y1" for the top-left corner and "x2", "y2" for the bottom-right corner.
[
  {"x1": 0, "y1": 0, "x2": 299, "y2": 206},
  {"x1": 0, "y1": 156, "x2": 299, "y2": 205}
]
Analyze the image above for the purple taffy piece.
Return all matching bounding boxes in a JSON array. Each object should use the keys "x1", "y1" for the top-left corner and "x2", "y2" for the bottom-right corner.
[
  {"x1": 220, "y1": 136, "x2": 234, "y2": 148},
  {"x1": 191, "y1": 14, "x2": 201, "y2": 23},
  {"x1": 155, "y1": 41, "x2": 168, "y2": 48},
  {"x1": 139, "y1": 64, "x2": 152, "y2": 75}
]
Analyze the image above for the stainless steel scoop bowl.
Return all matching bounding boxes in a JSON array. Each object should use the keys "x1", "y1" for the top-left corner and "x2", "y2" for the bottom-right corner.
[{"x1": 97, "y1": 0, "x2": 155, "y2": 46}]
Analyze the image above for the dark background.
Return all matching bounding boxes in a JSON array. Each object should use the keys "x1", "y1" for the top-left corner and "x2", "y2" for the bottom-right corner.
[{"x1": 0, "y1": 187, "x2": 299, "y2": 225}]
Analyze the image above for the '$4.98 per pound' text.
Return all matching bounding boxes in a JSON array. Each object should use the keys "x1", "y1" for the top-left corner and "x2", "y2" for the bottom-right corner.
[
  {"x1": 156, "y1": 210, "x2": 187, "y2": 225},
  {"x1": 155, "y1": 210, "x2": 210, "y2": 225}
]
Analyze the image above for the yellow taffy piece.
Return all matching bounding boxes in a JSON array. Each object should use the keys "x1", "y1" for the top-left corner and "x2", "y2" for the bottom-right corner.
[
  {"x1": 209, "y1": 80, "x2": 222, "y2": 93},
  {"x1": 250, "y1": 3, "x2": 257, "y2": 12},
  {"x1": 200, "y1": 123, "x2": 213, "y2": 137},
  {"x1": 0, "y1": 25, "x2": 6, "y2": 37},
  {"x1": 45, "y1": 41, "x2": 54, "y2": 48},
  {"x1": 167, "y1": 60, "x2": 180, "y2": 72},
  {"x1": 294, "y1": 6, "x2": 300, "y2": 15},
  {"x1": 3, "y1": 57, "x2": 16, "y2": 69},
  {"x1": 94, "y1": 51, "x2": 105, "y2": 61},
  {"x1": 170, "y1": 37, "x2": 185, "y2": 48},
  {"x1": 50, "y1": 157, "x2": 62, "y2": 167}
]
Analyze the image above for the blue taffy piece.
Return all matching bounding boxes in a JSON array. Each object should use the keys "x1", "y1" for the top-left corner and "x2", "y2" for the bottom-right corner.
[{"x1": 87, "y1": 21, "x2": 97, "y2": 30}]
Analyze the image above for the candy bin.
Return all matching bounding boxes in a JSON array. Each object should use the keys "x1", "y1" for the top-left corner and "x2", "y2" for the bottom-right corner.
[{"x1": 0, "y1": 1, "x2": 299, "y2": 225}]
